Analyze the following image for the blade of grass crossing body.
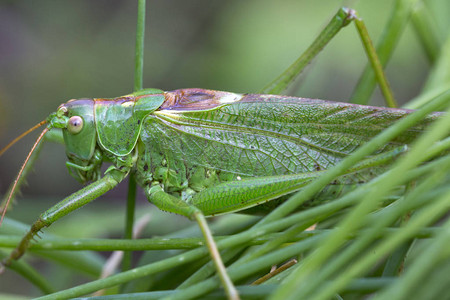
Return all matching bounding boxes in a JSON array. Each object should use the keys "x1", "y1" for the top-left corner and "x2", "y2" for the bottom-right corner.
[
  {"x1": 256, "y1": 89, "x2": 450, "y2": 229},
  {"x1": 270, "y1": 92, "x2": 450, "y2": 300}
]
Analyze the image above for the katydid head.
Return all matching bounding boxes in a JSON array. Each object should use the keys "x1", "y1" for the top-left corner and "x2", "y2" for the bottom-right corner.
[{"x1": 51, "y1": 99, "x2": 100, "y2": 183}]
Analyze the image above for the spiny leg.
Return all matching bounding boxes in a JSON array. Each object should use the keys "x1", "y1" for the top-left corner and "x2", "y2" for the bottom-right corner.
[
  {"x1": 1, "y1": 168, "x2": 127, "y2": 271},
  {"x1": 261, "y1": 7, "x2": 396, "y2": 107}
]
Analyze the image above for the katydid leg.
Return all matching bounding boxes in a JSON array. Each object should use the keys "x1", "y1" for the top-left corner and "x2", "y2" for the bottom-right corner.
[
  {"x1": 261, "y1": 7, "x2": 355, "y2": 95},
  {"x1": 145, "y1": 185, "x2": 240, "y2": 300},
  {"x1": 262, "y1": 7, "x2": 395, "y2": 107},
  {"x1": 191, "y1": 146, "x2": 407, "y2": 216},
  {"x1": 1, "y1": 168, "x2": 128, "y2": 269}
]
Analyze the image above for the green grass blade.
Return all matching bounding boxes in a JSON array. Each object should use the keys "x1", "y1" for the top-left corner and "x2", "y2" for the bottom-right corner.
[
  {"x1": 122, "y1": 0, "x2": 147, "y2": 275},
  {"x1": 260, "y1": 8, "x2": 353, "y2": 95},
  {"x1": 351, "y1": 0, "x2": 418, "y2": 105}
]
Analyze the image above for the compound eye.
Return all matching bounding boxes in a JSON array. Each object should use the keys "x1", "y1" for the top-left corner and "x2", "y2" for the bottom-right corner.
[{"x1": 67, "y1": 116, "x2": 83, "y2": 134}]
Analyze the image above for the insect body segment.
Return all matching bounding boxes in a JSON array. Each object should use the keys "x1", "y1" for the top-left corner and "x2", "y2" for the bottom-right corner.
[{"x1": 94, "y1": 92, "x2": 165, "y2": 156}]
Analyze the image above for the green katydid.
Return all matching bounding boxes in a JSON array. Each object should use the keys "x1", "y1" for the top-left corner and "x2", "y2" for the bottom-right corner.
[
  {"x1": 0, "y1": 3, "x2": 448, "y2": 300},
  {"x1": 0, "y1": 88, "x2": 442, "y2": 297}
]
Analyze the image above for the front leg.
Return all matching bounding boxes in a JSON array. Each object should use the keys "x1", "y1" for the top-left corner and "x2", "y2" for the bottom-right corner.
[
  {"x1": 1, "y1": 168, "x2": 128, "y2": 270},
  {"x1": 146, "y1": 185, "x2": 240, "y2": 300}
]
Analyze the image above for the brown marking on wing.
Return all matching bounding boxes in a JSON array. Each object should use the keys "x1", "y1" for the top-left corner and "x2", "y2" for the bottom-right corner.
[
  {"x1": 93, "y1": 96, "x2": 134, "y2": 103},
  {"x1": 160, "y1": 88, "x2": 240, "y2": 111}
]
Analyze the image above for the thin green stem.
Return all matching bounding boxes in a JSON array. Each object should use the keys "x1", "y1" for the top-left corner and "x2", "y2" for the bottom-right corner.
[
  {"x1": 260, "y1": 7, "x2": 354, "y2": 95},
  {"x1": 122, "y1": 174, "x2": 136, "y2": 273},
  {"x1": 122, "y1": 0, "x2": 146, "y2": 275},
  {"x1": 5, "y1": 228, "x2": 438, "y2": 251},
  {"x1": 134, "y1": 0, "x2": 146, "y2": 92},
  {"x1": 353, "y1": 16, "x2": 397, "y2": 107},
  {"x1": 351, "y1": 0, "x2": 418, "y2": 105}
]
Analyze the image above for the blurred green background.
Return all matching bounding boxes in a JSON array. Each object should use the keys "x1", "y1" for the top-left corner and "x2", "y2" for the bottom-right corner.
[{"x1": 0, "y1": 0, "x2": 449, "y2": 297}]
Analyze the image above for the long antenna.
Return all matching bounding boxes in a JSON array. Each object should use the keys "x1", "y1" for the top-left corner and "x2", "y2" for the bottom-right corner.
[
  {"x1": 0, "y1": 120, "x2": 47, "y2": 157},
  {"x1": 0, "y1": 125, "x2": 49, "y2": 226}
]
